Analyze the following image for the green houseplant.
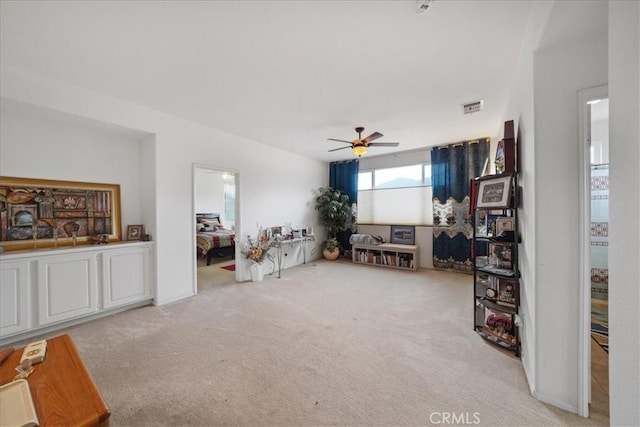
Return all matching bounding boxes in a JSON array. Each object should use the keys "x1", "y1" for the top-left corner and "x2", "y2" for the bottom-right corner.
[{"x1": 314, "y1": 187, "x2": 350, "y2": 259}]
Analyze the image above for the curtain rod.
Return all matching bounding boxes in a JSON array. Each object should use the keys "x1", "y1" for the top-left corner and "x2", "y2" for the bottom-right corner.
[
  {"x1": 436, "y1": 137, "x2": 490, "y2": 149},
  {"x1": 330, "y1": 159, "x2": 359, "y2": 165}
]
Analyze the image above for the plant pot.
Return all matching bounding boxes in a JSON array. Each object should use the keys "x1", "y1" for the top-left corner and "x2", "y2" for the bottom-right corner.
[
  {"x1": 323, "y1": 248, "x2": 340, "y2": 260},
  {"x1": 249, "y1": 263, "x2": 264, "y2": 282}
]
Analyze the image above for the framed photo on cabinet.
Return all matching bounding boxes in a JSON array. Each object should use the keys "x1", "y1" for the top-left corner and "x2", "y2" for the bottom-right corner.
[
  {"x1": 126, "y1": 225, "x2": 144, "y2": 241},
  {"x1": 390, "y1": 225, "x2": 415, "y2": 245}
]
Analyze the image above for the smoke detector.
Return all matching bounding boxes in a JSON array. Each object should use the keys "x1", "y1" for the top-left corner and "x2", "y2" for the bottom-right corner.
[
  {"x1": 416, "y1": 0, "x2": 435, "y2": 14},
  {"x1": 462, "y1": 100, "x2": 484, "y2": 115}
]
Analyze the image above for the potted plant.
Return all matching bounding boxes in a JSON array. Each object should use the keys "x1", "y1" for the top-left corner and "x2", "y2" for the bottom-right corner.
[
  {"x1": 322, "y1": 237, "x2": 340, "y2": 260},
  {"x1": 314, "y1": 187, "x2": 350, "y2": 260}
]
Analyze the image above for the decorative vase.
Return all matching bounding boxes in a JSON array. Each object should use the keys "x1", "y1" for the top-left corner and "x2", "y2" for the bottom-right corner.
[
  {"x1": 323, "y1": 248, "x2": 340, "y2": 260},
  {"x1": 249, "y1": 263, "x2": 264, "y2": 282}
]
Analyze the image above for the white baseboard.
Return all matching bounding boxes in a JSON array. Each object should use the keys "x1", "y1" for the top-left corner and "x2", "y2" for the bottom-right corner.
[{"x1": 534, "y1": 391, "x2": 579, "y2": 415}]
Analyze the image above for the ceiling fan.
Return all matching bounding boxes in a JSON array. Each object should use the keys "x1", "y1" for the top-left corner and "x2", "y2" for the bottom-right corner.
[{"x1": 328, "y1": 127, "x2": 399, "y2": 157}]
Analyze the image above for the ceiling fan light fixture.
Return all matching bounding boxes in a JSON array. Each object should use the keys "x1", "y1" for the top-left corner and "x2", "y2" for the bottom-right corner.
[{"x1": 352, "y1": 145, "x2": 368, "y2": 157}]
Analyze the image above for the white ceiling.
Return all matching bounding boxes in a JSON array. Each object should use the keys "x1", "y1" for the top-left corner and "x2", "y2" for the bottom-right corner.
[{"x1": 0, "y1": 1, "x2": 533, "y2": 162}]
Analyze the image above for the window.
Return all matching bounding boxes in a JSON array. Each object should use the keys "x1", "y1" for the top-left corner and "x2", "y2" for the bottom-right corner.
[
  {"x1": 357, "y1": 163, "x2": 433, "y2": 225},
  {"x1": 358, "y1": 171, "x2": 372, "y2": 191}
]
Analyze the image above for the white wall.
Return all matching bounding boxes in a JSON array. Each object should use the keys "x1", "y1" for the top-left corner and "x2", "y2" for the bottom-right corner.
[
  {"x1": 500, "y1": 0, "x2": 619, "y2": 414},
  {"x1": 608, "y1": 1, "x2": 640, "y2": 425},
  {"x1": 533, "y1": 27, "x2": 608, "y2": 412},
  {"x1": 1, "y1": 65, "x2": 327, "y2": 303},
  {"x1": 0, "y1": 98, "x2": 150, "y2": 232},
  {"x1": 500, "y1": 0, "x2": 554, "y2": 397}
]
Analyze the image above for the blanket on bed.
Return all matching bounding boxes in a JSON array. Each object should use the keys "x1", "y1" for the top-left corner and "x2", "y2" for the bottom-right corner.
[{"x1": 197, "y1": 229, "x2": 235, "y2": 257}]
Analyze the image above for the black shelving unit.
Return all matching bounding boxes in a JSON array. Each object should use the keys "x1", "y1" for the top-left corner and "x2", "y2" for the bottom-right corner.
[{"x1": 472, "y1": 173, "x2": 521, "y2": 356}]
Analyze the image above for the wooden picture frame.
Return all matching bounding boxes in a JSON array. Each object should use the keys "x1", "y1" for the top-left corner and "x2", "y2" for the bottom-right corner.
[
  {"x1": 390, "y1": 225, "x2": 415, "y2": 245},
  {"x1": 475, "y1": 174, "x2": 513, "y2": 209},
  {"x1": 126, "y1": 225, "x2": 144, "y2": 241},
  {"x1": 0, "y1": 176, "x2": 121, "y2": 251}
]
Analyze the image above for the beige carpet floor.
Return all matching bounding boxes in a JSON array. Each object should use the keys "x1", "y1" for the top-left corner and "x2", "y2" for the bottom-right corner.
[{"x1": 36, "y1": 259, "x2": 607, "y2": 426}]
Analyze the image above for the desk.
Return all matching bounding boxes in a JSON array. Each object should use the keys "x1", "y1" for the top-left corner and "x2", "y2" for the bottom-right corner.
[
  {"x1": 0, "y1": 334, "x2": 110, "y2": 426},
  {"x1": 272, "y1": 236, "x2": 315, "y2": 278}
]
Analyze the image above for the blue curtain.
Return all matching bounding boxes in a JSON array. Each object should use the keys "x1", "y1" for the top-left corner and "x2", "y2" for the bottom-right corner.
[
  {"x1": 329, "y1": 160, "x2": 359, "y2": 250},
  {"x1": 432, "y1": 139, "x2": 489, "y2": 272}
]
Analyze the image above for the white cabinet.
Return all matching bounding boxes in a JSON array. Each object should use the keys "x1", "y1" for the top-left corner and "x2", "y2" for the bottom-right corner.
[
  {"x1": 0, "y1": 260, "x2": 31, "y2": 336},
  {"x1": 37, "y1": 252, "x2": 99, "y2": 326},
  {"x1": 102, "y1": 245, "x2": 151, "y2": 309},
  {"x1": 0, "y1": 242, "x2": 153, "y2": 343}
]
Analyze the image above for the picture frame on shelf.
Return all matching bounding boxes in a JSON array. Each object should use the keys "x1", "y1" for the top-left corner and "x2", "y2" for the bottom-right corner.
[
  {"x1": 496, "y1": 279, "x2": 517, "y2": 307},
  {"x1": 496, "y1": 217, "x2": 515, "y2": 234},
  {"x1": 485, "y1": 214, "x2": 500, "y2": 237},
  {"x1": 270, "y1": 226, "x2": 282, "y2": 237},
  {"x1": 0, "y1": 176, "x2": 122, "y2": 251},
  {"x1": 489, "y1": 242, "x2": 513, "y2": 269},
  {"x1": 390, "y1": 225, "x2": 415, "y2": 245},
  {"x1": 126, "y1": 225, "x2": 144, "y2": 241},
  {"x1": 476, "y1": 174, "x2": 513, "y2": 209}
]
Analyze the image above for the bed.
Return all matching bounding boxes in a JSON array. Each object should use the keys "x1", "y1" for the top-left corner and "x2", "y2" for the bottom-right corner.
[{"x1": 196, "y1": 213, "x2": 236, "y2": 265}]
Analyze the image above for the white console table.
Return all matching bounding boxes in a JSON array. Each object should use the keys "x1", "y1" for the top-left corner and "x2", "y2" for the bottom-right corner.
[
  {"x1": 0, "y1": 241, "x2": 154, "y2": 344},
  {"x1": 271, "y1": 236, "x2": 316, "y2": 278}
]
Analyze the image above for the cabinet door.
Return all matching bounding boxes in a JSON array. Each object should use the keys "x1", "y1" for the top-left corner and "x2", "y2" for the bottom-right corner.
[
  {"x1": 37, "y1": 253, "x2": 99, "y2": 326},
  {"x1": 0, "y1": 260, "x2": 31, "y2": 336},
  {"x1": 102, "y1": 246, "x2": 151, "y2": 309}
]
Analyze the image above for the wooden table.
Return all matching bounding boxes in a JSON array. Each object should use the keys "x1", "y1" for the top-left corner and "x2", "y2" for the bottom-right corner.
[{"x1": 0, "y1": 334, "x2": 110, "y2": 426}]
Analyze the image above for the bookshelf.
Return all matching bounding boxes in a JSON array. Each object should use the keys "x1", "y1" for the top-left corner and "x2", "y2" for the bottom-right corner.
[{"x1": 352, "y1": 243, "x2": 418, "y2": 271}]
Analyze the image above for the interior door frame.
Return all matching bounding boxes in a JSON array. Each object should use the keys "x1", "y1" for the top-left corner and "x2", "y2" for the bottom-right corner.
[
  {"x1": 577, "y1": 84, "x2": 608, "y2": 418},
  {"x1": 192, "y1": 163, "x2": 240, "y2": 292}
]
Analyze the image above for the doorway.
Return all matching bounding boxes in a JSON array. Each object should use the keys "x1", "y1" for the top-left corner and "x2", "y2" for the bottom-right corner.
[
  {"x1": 578, "y1": 86, "x2": 609, "y2": 418},
  {"x1": 193, "y1": 165, "x2": 239, "y2": 292}
]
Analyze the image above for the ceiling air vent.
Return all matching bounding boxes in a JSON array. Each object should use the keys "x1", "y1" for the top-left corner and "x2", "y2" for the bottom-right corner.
[{"x1": 462, "y1": 100, "x2": 484, "y2": 115}]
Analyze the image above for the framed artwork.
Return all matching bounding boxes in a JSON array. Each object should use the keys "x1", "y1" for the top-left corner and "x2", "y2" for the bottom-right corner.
[
  {"x1": 496, "y1": 217, "x2": 514, "y2": 234},
  {"x1": 485, "y1": 214, "x2": 501, "y2": 237},
  {"x1": 497, "y1": 279, "x2": 517, "y2": 307},
  {"x1": 476, "y1": 174, "x2": 513, "y2": 209},
  {"x1": 489, "y1": 242, "x2": 513, "y2": 269},
  {"x1": 390, "y1": 225, "x2": 415, "y2": 245},
  {"x1": 0, "y1": 176, "x2": 121, "y2": 251},
  {"x1": 126, "y1": 225, "x2": 144, "y2": 241},
  {"x1": 270, "y1": 226, "x2": 282, "y2": 236}
]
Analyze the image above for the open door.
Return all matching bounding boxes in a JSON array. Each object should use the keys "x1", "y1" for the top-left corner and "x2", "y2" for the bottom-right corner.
[
  {"x1": 578, "y1": 86, "x2": 609, "y2": 419},
  {"x1": 193, "y1": 165, "x2": 239, "y2": 293}
]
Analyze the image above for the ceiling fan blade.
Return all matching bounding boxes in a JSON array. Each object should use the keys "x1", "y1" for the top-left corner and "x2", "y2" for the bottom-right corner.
[
  {"x1": 368, "y1": 142, "x2": 400, "y2": 147},
  {"x1": 362, "y1": 132, "x2": 383, "y2": 143},
  {"x1": 328, "y1": 146, "x2": 352, "y2": 152},
  {"x1": 328, "y1": 138, "x2": 353, "y2": 144}
]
